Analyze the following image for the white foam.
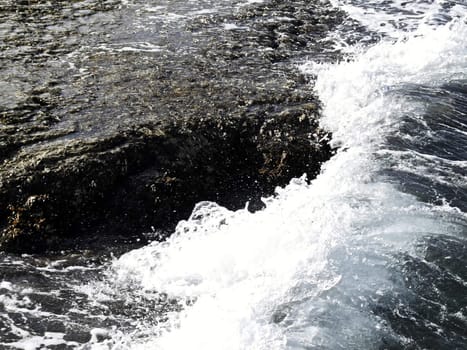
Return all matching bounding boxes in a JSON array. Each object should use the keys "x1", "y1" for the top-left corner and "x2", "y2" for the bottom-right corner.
[
  {"x1": 4, "y1": 332, "x2": 73, "y2": 350},
  {"x1": 223, "y1": 23, "x2": 249, "y2": 30},
  {"x1": 96, "y1": 42, "x2": 163, "y2": 53},
  {"x1": 112, "y1": 149, "x2": 449, "y2": 349},
  {"x1": 303, "y1": 17, "x2": 467, "y2": 149},
  {"x1": 0, "y1": 281, "x2": 13, "y2": 290},
  {"x1": 329, "y1": 0, "x2": 466, "y2": 39}
]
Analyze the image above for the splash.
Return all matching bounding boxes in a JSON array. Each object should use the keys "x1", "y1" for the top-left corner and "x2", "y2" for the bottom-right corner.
[{"x1": 105, "y1": 3, "x2": 467, "y2": 349}]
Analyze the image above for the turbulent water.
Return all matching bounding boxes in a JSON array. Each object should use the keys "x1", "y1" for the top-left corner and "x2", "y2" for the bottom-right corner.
[{"x1": 1, "y1": 0, "x2": 466, "y2": 349}]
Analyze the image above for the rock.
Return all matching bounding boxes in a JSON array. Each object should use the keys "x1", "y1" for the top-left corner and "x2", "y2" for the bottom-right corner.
[{"x1": 0, "y1": 0, "x2": 342, "y2": 253}]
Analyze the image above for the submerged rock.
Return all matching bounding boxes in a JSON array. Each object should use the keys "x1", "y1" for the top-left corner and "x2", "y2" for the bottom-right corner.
[{"x1": 0, "y1": 0, "x2": 344, "y2": 253}]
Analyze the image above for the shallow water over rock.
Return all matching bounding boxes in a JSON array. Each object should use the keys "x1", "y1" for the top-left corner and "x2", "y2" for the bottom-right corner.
[{"x1": 0, "y1": 0, "x2": 344, "y2": 252}]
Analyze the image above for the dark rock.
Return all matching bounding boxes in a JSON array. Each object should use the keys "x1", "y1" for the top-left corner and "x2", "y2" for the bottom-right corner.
[
  {"x1": 0, "y1": 0, "x2": 342, "y2": 253},
  {"x1": 63, "y1": 330, "x2": 92, "y2": 344}
]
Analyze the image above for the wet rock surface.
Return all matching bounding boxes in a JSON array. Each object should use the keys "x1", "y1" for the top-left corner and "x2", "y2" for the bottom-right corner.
[{"x1": 0, "y1": 0, "x2": 345, "y2": 253}]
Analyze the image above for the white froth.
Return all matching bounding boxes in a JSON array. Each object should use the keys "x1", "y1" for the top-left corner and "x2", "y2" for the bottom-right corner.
[
  {"x1": 113, "y1": 149, "x2": 448, "y2": 349},
  {"x1": 0, "y1": 280, "x2": 13, "y2": 290},
  {"x1": 329, "y1": 0, "x2": 466, "y2": 39},
  {"x1": 96, "y1": 42, "x2": 163, "y2": 53},
  {"x1": 5, "y1": 332, "x2": 73, "y2": 350},
  {"x1": 223, "y1": 23, "x2": 249, "y2": 30},
  {"x1": 304, "y1": 17, "x2": 467, "y2": 149}
]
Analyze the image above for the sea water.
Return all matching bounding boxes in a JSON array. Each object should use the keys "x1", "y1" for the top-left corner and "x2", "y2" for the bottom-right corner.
[{"x1": 1, "y1": 0, "x2": 466, "y2": 349}]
